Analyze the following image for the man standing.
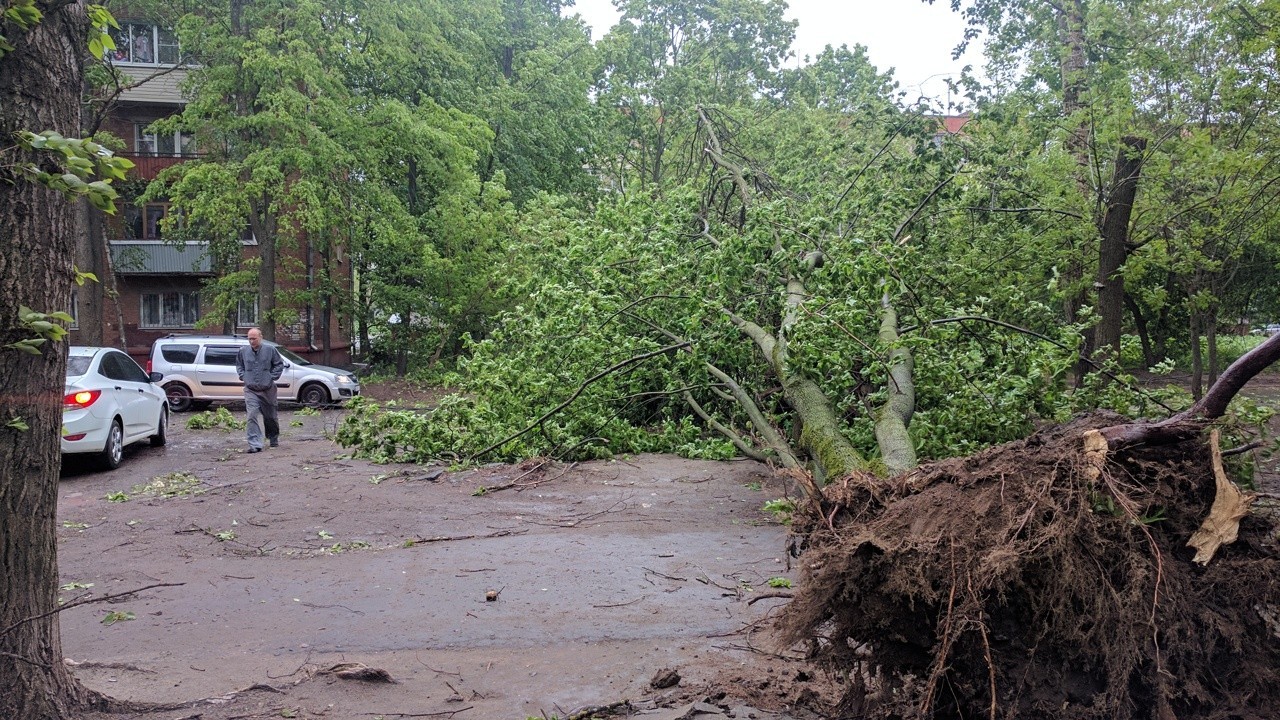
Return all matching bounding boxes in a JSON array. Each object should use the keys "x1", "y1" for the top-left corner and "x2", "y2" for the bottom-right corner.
[{"x1": 236, "y1": 328, "x2": 284, "y2": 453}]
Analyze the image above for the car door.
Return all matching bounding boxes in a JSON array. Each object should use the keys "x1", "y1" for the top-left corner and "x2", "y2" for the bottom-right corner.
[
  {"x1": 100, "y1": 351, "x2": 151, "y2": 440},
  {"x1": 197, "y1": 345, "x2": 244, "y2": 399}
]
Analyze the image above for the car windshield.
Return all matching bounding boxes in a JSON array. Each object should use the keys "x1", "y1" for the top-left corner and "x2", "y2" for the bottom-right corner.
[
  {"x1": 66, "y1": 356, "x2": 94, "y2": 377},
  {"x1": 275, "y1": 346, "x2": 312, "y2": 366}
]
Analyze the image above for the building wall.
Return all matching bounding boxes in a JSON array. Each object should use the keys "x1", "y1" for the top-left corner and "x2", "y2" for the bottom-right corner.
[{"x1": 72, "y1": 26, "x2": 354, "y2": 367}]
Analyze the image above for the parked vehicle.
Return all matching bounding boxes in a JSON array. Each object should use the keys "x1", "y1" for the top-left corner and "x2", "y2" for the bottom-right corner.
[
  {"x1": 63, "y1": 346, "x2": 168, "y2": 469},
  {"x1": 148, "y1": 335, "x2": 361, "y2": 412}
]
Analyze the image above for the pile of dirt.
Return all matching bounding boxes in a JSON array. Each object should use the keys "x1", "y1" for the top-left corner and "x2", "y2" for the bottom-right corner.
[{"x1": 778, "y1": 412, "x2": 1280, "y2": 719}]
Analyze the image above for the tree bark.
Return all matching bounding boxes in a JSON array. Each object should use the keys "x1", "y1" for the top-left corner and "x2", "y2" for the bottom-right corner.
[
  {"x1": 1095, "y1": 136, "x2": 1146, "y2": 361},
  {"x1": 874, "y1": 299, "x2": 917, "y2": 476},
  {"x1": 1124, "y1": 294, "x2": 1156, "y2": 368},
  {"x1": 0, "y1": 2, "x2": 110, "y2": 716}
]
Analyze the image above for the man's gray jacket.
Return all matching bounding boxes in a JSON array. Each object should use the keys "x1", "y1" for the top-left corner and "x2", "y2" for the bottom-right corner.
[{"x1": 236, "y1": 344, "x2": 284, "y2": 392}]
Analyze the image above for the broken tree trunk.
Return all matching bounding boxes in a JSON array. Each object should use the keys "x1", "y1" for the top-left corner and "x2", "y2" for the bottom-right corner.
[{"x1": 873, "y1": 297, "x2": 916, "y2": 476}]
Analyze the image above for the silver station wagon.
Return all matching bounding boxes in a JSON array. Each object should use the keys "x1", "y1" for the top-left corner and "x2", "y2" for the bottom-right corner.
[{"x1": 148, "y1": 335, "x2": 361, "y2": 411}]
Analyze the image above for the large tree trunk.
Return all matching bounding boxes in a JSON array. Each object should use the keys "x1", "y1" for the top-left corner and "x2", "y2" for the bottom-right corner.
[
  {"x1": 0, "y1": 2, "x2": 109, "y2": 716},
  {"x1": 1095, "y1": 136, "x2": 1146, "y2": 361}
]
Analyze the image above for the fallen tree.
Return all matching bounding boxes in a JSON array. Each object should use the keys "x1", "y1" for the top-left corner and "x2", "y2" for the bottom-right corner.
[{"x1": 779, "y1": 334, "x2": 1280, "y2": 719}]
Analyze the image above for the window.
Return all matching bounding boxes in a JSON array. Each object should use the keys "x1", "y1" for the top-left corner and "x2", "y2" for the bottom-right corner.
[
  {"x1": 160, "y1": 344, "x2": 198, "y2": 363},
  {"x1": 100, "y1": 352, "x2": 149, "y2": 383},
  {"x1": 69, "y1": 289, "x2": 79, "y2": 329},
  {"x1": 140, "y1": 291, "x2": 199, "y2": 328},
  {"x1": 67, "y1": 356, "x2": 93, "y2": 377},
  {"x1": 123, "y1": 203, "x2": 171, "y2": 240},
  {"x1": 237, "y1": 298, "x2": 259, "y2": 327},
  {"x1": 134, "y1": 124, "x2": 196, "y2": 156},
  {"x1": 203, "y1": 347, "x2": 241, "y2": 366},
  {"x1": 109, "y1": 23, "x2": 178, "y2": 65}
]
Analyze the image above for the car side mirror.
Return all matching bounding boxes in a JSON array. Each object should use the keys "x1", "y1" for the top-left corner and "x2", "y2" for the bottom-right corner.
[{"x1": 149, "y1": 371, "x2": 164, "y2": 383}]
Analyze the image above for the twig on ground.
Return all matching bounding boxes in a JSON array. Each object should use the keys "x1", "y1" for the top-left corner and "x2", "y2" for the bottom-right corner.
[
  {"x1": 408, "y1": 530, "x2": 528, "y2": 543},
  {"x1": 359, "y1": 708, "x2": 472, "y2": 718},
  {"x1": 567, "y1": 700, "x2": 632, "y2": 719},
  {"x1": 643, "y1": 567, "x2": 688, "y2": 582},
  {"x1": 747, "y1": 591, "x2": 793, "y2": 605},
  {"x1": 1, "y1": 582, "x2": 184, "y2": 638},
  {"x1": 525, "y1": 497, "x2": 630, "y2": 528},
  {"x1": 592, "y1": 596, "x2": 647, "y2": 608}
]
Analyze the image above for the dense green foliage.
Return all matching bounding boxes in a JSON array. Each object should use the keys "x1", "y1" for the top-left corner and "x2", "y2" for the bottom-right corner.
[{"x1": 105, "y1": 0, "x2": 1278, "y2": 470}]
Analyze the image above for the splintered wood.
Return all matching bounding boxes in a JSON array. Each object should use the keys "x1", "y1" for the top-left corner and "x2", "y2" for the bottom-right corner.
[{"x1": 1187, "y1": 430, "x2": 1255, "y2": 565}]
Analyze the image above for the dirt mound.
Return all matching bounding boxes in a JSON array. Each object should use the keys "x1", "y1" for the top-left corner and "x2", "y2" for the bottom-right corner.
[{"x1": 778, "y1": 412, "x2": 1280, "y2": 719}]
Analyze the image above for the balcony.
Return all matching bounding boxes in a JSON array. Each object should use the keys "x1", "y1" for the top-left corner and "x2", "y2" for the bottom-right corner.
[
  {"x1": 110, "y1": 241, "x2": 212, "y2": 275},
  {"x1": 123, "y1": 153, "x2": 200, "y2": 181}
]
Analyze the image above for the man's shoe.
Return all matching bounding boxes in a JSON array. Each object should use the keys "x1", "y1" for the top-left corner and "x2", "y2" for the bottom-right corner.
[
  {"x1": 269, "y1": 440, "x2": 279, "y2": 448},
  {"x1": 247, "y1": 447, "x2": 262, "y2": 454}
]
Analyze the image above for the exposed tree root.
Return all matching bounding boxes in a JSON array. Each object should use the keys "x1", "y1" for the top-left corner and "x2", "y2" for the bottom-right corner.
[{"x1": 778, "y1": 412, "x2": 1280, "y2": 719}]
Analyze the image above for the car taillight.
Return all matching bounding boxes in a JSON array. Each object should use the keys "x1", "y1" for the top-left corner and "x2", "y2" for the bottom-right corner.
[
  {"x1": 63, "y1": 389, "x2": 101, "y2": 410},
  {"x1": 146, "y1": 359, "x2": 152, "y2": 374}
]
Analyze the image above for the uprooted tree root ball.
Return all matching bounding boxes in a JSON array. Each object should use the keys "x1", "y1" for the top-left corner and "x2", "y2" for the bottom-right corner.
[{"x1": 777, "y1": 412, "x2": 1280, "y2": 720}]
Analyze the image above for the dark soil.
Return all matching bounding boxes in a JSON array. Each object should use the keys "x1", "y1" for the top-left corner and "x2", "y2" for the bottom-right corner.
[
  {"x1": 780, "y1": 408, "x2": 1280, "y2": 719},
  {"x1": 57, "y1": 387, "x2": 835, "y2": 720}
]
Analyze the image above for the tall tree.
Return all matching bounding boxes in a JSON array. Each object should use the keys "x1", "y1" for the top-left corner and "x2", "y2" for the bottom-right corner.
[
  {"x1": 592, "y1": 0, "x2": 796, "y2": 190},
  {"x1": 1, "y1": 2, "x2": 129, "y2": 717}
]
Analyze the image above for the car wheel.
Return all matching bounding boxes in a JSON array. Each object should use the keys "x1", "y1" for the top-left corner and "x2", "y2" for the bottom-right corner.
[
  {"x1": 165, "y1": 383, "x2": 194, "y2": 412},
  {"x1": 299, "y1": 383, "x2": 329, "y2": 408},
  {"x1": 100, "y1": 419, "x2": 124, "y2": 470},
  {"x1": 150, "y1": 407, "x2": 168, "y2": 447}
]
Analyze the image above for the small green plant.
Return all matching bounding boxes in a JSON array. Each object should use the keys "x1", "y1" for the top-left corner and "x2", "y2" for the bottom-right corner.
[
  {"x1": 105, "y1": 491, "x2": 129, "y2": 503},
  {"x1": 767, "y1": 577, "x2": 793, "y2": 589},
  {"x1": 62, "y1": 521, "x2": 89, "y2": 530},
  {"x1": 1135, "y1": 507, "x2": 1168, "y2": 525},
  {"x1": 402, "y1": 539, "x2": 416, "y2": 548},
  {"x1": 60, "y1": 581, "x2": 94, "y2": 590},
  {"x1": 186, "y1": 407, "x2": 246, "y2": 431},
  {"x1": 368, "y1": 473, "x2": 389, "y2": 485},
  {"x1": 214, "y1": 529, "x2": 237, "y2": 541},
  {"x1": 101, "y1": 611, "x2": 135, "y2": 625},
  {"x1": 317, "y1": 530, "x2": 333, "y2": 540},
  {"x1": 762, "y1": 498, "x2": 796, "y2": 524},
  {"x1": 296, "y1": 406, "x2": 321, "y2": 417},
  {"x1": 290, "y1": 420, "x2": 303, "y2": 427},
  {"x1": 744, "y1": 481, "x2": 762, "y2": 491}
]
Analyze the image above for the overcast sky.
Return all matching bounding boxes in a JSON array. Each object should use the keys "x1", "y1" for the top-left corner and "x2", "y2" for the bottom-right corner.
[{"x1": 565, "y1": 0, "x2": 980, "y2": 108}]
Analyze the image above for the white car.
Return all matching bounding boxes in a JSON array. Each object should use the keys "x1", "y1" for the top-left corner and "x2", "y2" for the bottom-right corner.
[
  {"x1": 149, "y1": 335, "x2": 361, "y2": 411},
  {"x1": 63, "y1": 346, "x2": 169, "y2": 470}
]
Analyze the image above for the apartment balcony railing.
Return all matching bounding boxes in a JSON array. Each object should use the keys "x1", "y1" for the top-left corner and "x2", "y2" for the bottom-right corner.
[
  {"x1": 123, "y1": 153, "x2": 203, "y2": 180},
  {"x1": 109, "y1": 241, "x2": 212, "y2": 275}
]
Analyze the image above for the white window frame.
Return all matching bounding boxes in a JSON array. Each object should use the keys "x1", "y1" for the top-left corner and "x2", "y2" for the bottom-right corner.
[
  {"x1": 109, "y1": 23, "x2": 179, "y2": 65},
  {"x1": 140, "y1": 291, "x2": 199, "y2": 329},
  {"x1": 236, "y1": 298, "x2": 259, "y2": 328},
  {"x1": 134, "y1": 124, "x2": 196, "y2": 157}
]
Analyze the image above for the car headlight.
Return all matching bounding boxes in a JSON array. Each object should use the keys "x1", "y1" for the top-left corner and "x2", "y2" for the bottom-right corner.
[{"x1": 337, "y1": 375, "x2": 353, "y2": 384}]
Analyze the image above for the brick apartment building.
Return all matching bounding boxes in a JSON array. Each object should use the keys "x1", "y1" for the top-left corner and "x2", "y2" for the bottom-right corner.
[{"x1": 71, "y1": 13, "x2": 354, "y2": 366}]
